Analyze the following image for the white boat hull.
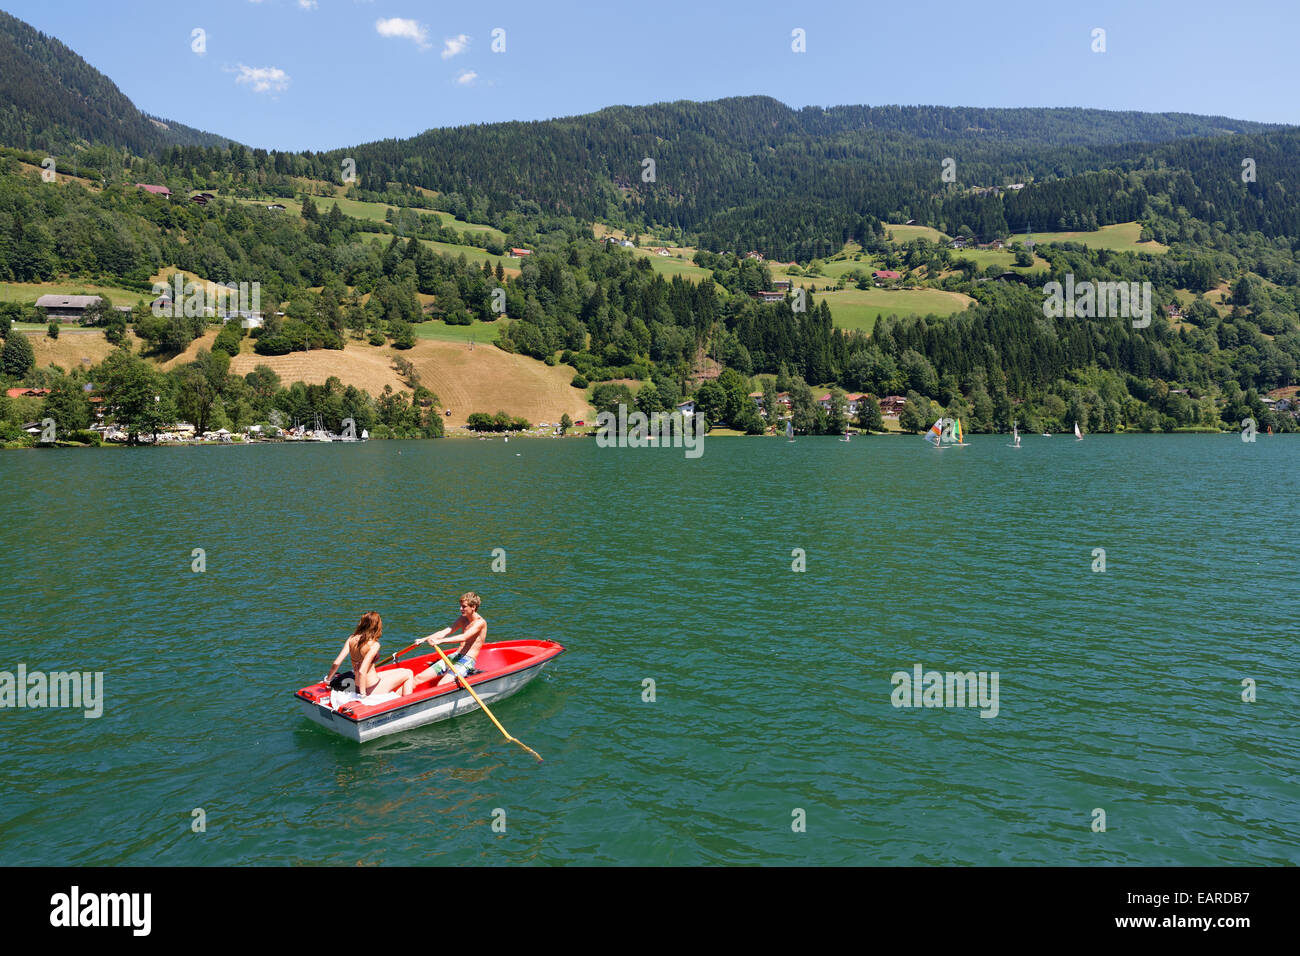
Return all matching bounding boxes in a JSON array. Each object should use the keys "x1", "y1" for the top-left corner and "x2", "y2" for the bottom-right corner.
[{"x1": 299, "y1": 659, "x2": 553, "y2": 743}]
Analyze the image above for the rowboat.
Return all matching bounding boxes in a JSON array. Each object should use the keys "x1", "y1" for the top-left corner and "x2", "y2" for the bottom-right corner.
[{"x1": 294, "y1": 639, "x2": 565, "y2": 743}]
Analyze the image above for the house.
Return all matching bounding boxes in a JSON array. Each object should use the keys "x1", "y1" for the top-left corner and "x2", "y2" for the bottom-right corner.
[
  {"x1": 221, "y1": 310, "x2": 264, "y2": 330},
  {"x1": 653, "y1": 247, "x2": 670, "y2": 256},
  {"x1": 773, "y1": 279, "x2": 791, "y2": 290},
  {"x1": 5, "y1": 387, "x2": 51, "y2": 399},
  {"x1": 266, "y1": 203, "x2": 286, "y2": 211},
  {"x1": 34, "y1": 294, "x2": 103, "y2": 322},
  {"x1": 745, "y1": 251, "x2": 764, "y2": 261},
  {"x1": 509, "y1": 248, "x2": 532, "y2": 258},
  {"x1": 879, "y1": 395, "x2": 908, "y2": 417},
  {"x1": 135, "y1": 183, "x2": 171, "y2": 198},
  {"x1": 905, "y1": 219, "x2": 918, "y2": 226},
  {"x1": 1007, "y1": 183, "x2": 1026, "y2": 190},
  {"x1": 873, "y1": 270, "x2": 902, "y2": 284},
  {"x1": 676, "y1": 400, "x2": 696, "y2": 417},
  {"x1": 986, "y1": 239, "x2": 1005, "y2": 250},
  {"x1": 619, "y1": 239, "x2": 635, "y2": 248},
  {"x1": 752, "y1": 291, "x2": 785, "y2": 303},
  {"x1": 816, "y1": 393, "x2": 866, "y2": 415},
  {"x1": 190, "y1": 194, "x2": 210, "y2": 206}
]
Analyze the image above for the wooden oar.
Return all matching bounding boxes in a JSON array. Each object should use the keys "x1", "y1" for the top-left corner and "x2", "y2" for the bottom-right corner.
[
  {"x1": 375, "y1": 641, "x2": 421, "y2": 668},
  {"x1": 429, "y1": 642, "x2": 542, "y2": 762}
]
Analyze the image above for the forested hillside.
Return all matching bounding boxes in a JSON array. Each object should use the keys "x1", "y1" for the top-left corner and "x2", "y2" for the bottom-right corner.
[{"x1": 0, "y1": 10, "x2": 231, "y2": 155}]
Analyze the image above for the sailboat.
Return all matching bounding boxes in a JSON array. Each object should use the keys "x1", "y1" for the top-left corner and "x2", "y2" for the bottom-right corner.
[
  {"x1": 786, "y1": 419, "x2": 795, "y2": 443},
  {"x1": 1008, "y1": 420, "x2": 1022, "y2": 448},
  {"x1": 925, "y1": 418, "x2": 945, "y2": 447},
  {"x1": 839, "y1": 430, "x2": 851, "y2": 442},
  {"x1": 951, "y1": 417, "x2": 970, "y2": 447},
  {"x1": 1074, "y1": 421, "x2": 1083, "y2": 441}
]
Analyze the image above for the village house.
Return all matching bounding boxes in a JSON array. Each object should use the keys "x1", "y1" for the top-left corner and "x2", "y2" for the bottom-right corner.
[
  {"x1": 135, "y1": 183, "x2": 170, "y2": 198},
  {"x1": 752, "y1": 290, "x2": 785, "y2": 303},
  {"x1": 509, "y1": 248, "x2": 532, "y2": 258},
  {"x1": 773, "y1": 278, "x2": 791, "y2": 290},
  {"x1": 816, "y1": 392, "x2": 867, "y2": 415},
  {"x1": 221, "y1": 310, "x2": 264, "y2": 330},
  {"x1": 879, "y1": 395, "x2": 908, "y2": 417},
  {"x1": 266, "y1": 203, "x2": 286, "y2": 211},
  {"x1": 652, "y1": 247, "x2": 670, "y2": 256},
  {"x1": 676, "y1": 400, "x2": 696, "y2": 417},
  {"x1": 873, "y1": 270, "x2": 902, "y2": 285},
  {"x1": 34, "y1": 294, "x2": 103, "y2": 322},
  {"x1": 5, "y1": 387, "x2": 51, "y2": 399},
  {"x1": 745, "y1": 251, "x2": 764, "y2": 261}
]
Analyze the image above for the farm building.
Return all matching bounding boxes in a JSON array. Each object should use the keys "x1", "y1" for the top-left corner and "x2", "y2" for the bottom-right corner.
[{"x1": 34, "y1": 294, "x2": 104, "y2": 322}]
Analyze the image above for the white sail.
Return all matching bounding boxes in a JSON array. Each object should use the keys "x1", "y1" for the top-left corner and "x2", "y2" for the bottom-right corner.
[{"x1": 1074, "y1": 421, "x2": 1083, "y2": 440}]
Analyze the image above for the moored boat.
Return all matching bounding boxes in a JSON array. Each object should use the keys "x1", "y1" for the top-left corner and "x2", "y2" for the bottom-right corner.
[{"x1": 294, "y1": 639, "x2": 564, "y2": 742}]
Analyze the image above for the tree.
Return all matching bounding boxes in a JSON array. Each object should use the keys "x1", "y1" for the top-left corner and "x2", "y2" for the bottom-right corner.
[
  {"x1": 634, "y1": 382, "x2": 662, "y2": 415},
  {"x1": 761, "y1": 379, "x2": 779, "y2": 429},
  {"x1": 47, "y1": 321, "x2": 59, "y2": 339},
  {"x1": 695, "y1": 380, "x2": 727, "y2": 424},
  {"x1": 590, "y1": 382, "x2": 634, "y2": 414},
  {"x1": 827, "y1": 389, "x2": 847, "y2": 434},
  {"x1": 94, "y1": 349, "x2": 175, "y2": 444},
  {"x1": 898, "y1": 395, "x2": 928, "y2": 433},
  {"x1": 41, "y1": 378, "x2": 91, "y2": 432},
  {"x1": 2, "y1": 330, "x2": 35, "y2": 377},
  {"x1": 559, "y1": 413, "x2": 572, "y2": 434},
  {"x1": 856, "y1": 396, "x2": 883, "y2": 432},
  {"x1": 789, "y1": 378, "x2": 819, "y2": 434}
]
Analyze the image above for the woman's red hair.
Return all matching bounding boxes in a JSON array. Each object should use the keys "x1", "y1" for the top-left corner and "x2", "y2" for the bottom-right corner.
[{"x1": 351, "y1": 612, "x2": 382, "y2": 652}]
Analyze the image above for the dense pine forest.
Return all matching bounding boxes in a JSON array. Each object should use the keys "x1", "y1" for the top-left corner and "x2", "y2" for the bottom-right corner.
[{"x1": 1, "y1": 9, "x2": 1298, "y2": 445}]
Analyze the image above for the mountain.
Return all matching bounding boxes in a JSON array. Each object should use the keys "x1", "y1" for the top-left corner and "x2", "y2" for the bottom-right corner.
[
  {"x1": 0, "y1": 9, "x2": 232, "y2": 154},
  {"x1": 322, "y1": 96, "x2": 1290, "y2": 258}
]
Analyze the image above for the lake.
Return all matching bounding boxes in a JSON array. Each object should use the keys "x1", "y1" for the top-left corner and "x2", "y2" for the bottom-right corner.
[{"x1": 0, "y1": 434, "x2": 1296, "y2": 865}]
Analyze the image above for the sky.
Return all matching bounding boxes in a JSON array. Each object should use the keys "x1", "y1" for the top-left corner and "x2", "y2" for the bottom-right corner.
[{"x1": 4, "y1": 0, "x2": 1298, "y2": 151}]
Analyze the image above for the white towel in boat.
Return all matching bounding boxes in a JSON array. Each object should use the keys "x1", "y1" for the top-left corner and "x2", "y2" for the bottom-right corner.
[{"x1": 329, "y1": 688, "x2": 400, "y2": 710}]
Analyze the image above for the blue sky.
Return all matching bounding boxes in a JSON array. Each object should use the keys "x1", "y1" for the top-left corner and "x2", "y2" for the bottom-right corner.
[{"x1": 5, "y1": 0, "x2": 1298, "y2": 150}]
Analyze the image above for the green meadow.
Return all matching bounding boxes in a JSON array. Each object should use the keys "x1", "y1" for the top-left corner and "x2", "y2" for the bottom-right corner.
[
  {"x1": 233, "y1": 195, "x2": 506, "y2": 243},
  {"x1": 412, "y1": 318, "x2": 511, "y2": 343},
  {"x1": 884, "y1": 223, "x2": 946, "y2": 243},
  {"x1": 1026, "y1": 222, "x2": 1167, "y2": 254},
  {"x1": 818, "y1": 287, "x2": 975, "y2": 333}
]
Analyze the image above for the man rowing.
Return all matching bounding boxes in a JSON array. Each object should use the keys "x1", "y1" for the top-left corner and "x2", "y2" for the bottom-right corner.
[{"x1": 414, "y1": 592, "x2": 487, "y2": 686}]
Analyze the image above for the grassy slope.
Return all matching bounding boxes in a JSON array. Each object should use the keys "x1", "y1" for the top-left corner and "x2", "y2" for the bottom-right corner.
[{"x1": 815, "y1": 287, "x2": 974, "y2": 333}]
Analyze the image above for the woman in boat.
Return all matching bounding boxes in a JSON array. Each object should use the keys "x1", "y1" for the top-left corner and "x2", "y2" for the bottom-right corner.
[{"x1": 326, "y1": 612, "x2": 415, "y2": 698}]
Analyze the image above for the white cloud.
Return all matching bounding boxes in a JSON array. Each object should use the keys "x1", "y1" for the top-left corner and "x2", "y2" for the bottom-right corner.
[
  {"x1": 231, "y1": 64, "x2": 290, "y2": 94},
  {"x1": 455, "y1": 70, "x2": 477, "y2": 86},
  {"x1": 375, "y1": 17, "x2": 430, "y2": 50},
  {"x1": 441, "y1": 34, "x2": 470, "y2": 59},
  {"x1": 298, "y1": 0, "x2": 318, "y2": 8}
]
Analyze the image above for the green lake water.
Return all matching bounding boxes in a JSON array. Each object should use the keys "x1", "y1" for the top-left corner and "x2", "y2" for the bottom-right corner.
[{"x1": 0, "y1": 434, "x2": 1297, "y2": 865}]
